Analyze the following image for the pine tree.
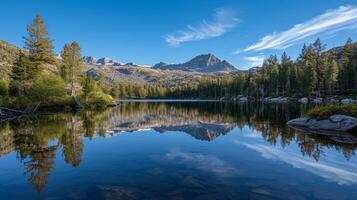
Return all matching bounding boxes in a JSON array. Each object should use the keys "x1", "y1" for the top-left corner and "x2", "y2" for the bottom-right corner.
[
  {"x1": 279, "y1": 52, "x2": 292, "y2": 95},
  {"x1": 296, "y1": 44, "x2": 317, "y2": 96},
  {"x1": 61, "y1": 42, "x2": 83, "y2": 97},
  {"x1": 9, "y1": 53, "x2": 32, "y2": 96},
  {"x1": 59, "y1": 44, "x2": 72, "y2": 81},
  {"x1": 338, "y1": 38, "x2": 355, "y2": 92},
  {"x1": 326, "y1": 59, "x2": 339, "y2": 94},
  {"x1": 312, "y1": 38, "x2": 325, "y2": 96},
  {"x1": 82, "y1": 75, "x2": 96, "y2": 102},
  {"x1": 23, "y1": 15, "x2": 55, "y2": 73}
]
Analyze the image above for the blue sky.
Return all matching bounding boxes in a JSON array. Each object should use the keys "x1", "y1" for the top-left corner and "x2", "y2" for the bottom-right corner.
[{"x1": 1, "y1": 0, "x2": 357, "y2": 69}]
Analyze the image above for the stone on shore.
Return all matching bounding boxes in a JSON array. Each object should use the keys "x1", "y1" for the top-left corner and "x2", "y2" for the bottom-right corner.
[
  {"x1": 313, "y1": 98, "x2": 323, "y2": 104},
  {"x1": 298, "y1": 97, "x2": 308, "y2": 104},
  {"x1": 239, "y1": 96, "x2": 248, "y2": 101},
  {"x1": 341, "y1": 99, "x2": 355, "y2": 105},
  {"x1": 264, "y1": 96, "x2": 288, "y2": 103},
  {"x1": 287, "y1": 115, "x2": 357, "y2": 132}
]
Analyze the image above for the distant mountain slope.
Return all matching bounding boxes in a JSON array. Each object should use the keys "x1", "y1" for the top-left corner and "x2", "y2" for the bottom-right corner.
[
  {"x1": 153, "y1": 53, "x2": 237, "y2": 73},
  {"x1": 85, "y1": 65, "x2": 217, "y2": 87},
  {"x1": 83, "y1": 56, "x2": 123, "y2": 66},
  {"x1": 0, "y1": 40, "x2": 21, "y2": 81}
]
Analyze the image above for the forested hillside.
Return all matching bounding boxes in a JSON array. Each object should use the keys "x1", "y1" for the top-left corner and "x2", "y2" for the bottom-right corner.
[
  {"x1": 0, "y1": 16, "x2": 113, "y2": 108},
  {"x1": 0, "y1": 40, "x2": 22, "y2": 81}
]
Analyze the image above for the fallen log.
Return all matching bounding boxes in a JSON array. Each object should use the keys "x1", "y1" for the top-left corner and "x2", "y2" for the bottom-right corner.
[{"x1": 0, "y1": 103, "x2": 40, "y2": 123}]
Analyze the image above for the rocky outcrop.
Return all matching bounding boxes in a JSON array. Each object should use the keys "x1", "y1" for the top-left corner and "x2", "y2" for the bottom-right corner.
[{"x1": 287, "y1": 115, "x2": 357, "y2": 132}]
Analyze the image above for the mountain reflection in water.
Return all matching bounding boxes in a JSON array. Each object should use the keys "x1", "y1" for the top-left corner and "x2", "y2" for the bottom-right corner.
[{"x1": 0, "y1": 102, "x2": 356, "y2": 199}]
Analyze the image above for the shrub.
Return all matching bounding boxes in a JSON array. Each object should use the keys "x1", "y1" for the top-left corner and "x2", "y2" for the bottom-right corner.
[
  {"x1": 308, "y1": 104, "x2": 357, "y2": 118},
  {"x1": 80, "y1": 76, "x2": 114, "y2": 108},
  {"x1": 30, "y1": 74, "x2": 68, "y2": 105},
  {"x1": 0, "y1": 80, "x2": 9, "y2": 96},
  {"x1": 90, "y1": 92, "x2": 113, "y2": 107}
]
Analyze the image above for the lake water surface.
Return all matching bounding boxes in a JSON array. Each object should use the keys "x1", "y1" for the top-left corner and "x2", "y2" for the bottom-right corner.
[{"x1": 0, "y1": 102, "x2": 356, "y2": 199}]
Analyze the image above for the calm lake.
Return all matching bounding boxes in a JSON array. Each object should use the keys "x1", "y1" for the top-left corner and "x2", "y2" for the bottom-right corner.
[{"x1": 0, "y1": 101, "x2": 356, "y2": 199}]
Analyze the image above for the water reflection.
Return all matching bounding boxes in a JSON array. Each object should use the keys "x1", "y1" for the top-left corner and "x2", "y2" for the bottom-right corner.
[{"x1": 0, "y1": 102, "x2": 356, "y2": 194}]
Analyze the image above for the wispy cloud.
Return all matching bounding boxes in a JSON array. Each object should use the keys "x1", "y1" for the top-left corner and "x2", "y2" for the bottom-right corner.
[
  {"x1": 164, "y1": 148, "x2": 238, "y2": 177},
  {"x1": 243, "y1": 143, "x2": 357, "y2": 185},
  {"x1": 165, "y1": 8, "x2": 238, "y2": 46},
  {"x1": 244, "y1": 55, "x2": 265, "y2": 67},
  {"x1": 240, "y1": 5, "x2": 357, "y2": 53}
]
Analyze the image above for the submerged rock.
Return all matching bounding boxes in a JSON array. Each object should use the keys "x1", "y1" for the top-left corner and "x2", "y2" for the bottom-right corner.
[{"x1": 287, "y1": 115, "x2": 357, "y2": 132}]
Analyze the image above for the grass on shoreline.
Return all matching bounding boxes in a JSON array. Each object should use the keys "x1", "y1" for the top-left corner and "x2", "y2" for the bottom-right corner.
[{"x1": 308, "y1": 104, "x2": 357, "y2": 118}]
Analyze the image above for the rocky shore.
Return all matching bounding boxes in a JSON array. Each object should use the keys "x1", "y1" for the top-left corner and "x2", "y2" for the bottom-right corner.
[
  {"x1": 287, "y1": 115, "x2": 357, "y2": 133},
  {"x1": 231, "y1": 96, "x2": 357, "y2": 104}
]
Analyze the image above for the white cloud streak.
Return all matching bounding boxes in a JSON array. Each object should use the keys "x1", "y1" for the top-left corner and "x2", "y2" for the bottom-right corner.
[
  {"x1": 165, "y1": 8, "x2": 238, "y2": 46},
  {"x1": 242, "y1": 5, "x2": 357, "y2": 52},
  {"x1": 244, "y1": 143, "x2": 357, "y2": 185},
  {"x1": 244, "y1": 56, "x2": 265, "y2": 67},
  {"x1": 164, "y1": 148, "x2": 238, "y2": 177}
]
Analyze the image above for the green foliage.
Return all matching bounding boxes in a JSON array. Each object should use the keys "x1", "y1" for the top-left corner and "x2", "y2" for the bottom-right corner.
[
  {"x1": 80, "y1": 75, "x2": 113, "y2": 108},
  {"x1": 0, "y1": 80, "x2": 9, "y2": 96},
  {"x1": 0, "y1": 40, "x2": 21, "y2": 81},
  {"x1": 24, "y1": 15, "x2": 55, "y2": 67},
  {"x1": 1, "y1": 16, "x2": 116, "y2": 108},
  {"x1": 82, "y1": 75, "x2": 96, "y2": 101},
  {"x1": 308, "y1": 104, "x2": 357, "y2": 118},
  {"x1": 98, "y1": 72, "x2": 111, "y2": 94},
  {"x1": 9, "y1": 53, "x2": 33, "y2": 96},
  {"x1": 60, "y1": 42, "x2": 83, "y2": 96},
  {"x1": 87, "y1": 92, "x2": 113, "y2": 108},
  {"x1": 30, "y1": 74, "x2": 68, "y2": 105}
]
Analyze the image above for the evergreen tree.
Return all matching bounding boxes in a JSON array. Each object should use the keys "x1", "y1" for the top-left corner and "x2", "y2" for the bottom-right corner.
[
  {"x1": 59, "y1": 44, "x2": 72, "y2": 81},
  {"x1": 82, "y1": 75, "x2": 96, "y2": 102},
  {"x1": 23, "y1": 15, "x2": 55, "y2": 73},
  {"x1": 326, "y1": 59, "x2": 339, "y2": 94},
  {"x1": 312, "y1": 38, "x2": 325, "y2": 96},
  {"x1": 9, "y1": 53, "x2": 32, "y2": 96},
  {"x1": 338, "y1": 38, "x2": 356, "y2": 92},
  {"x1": 279, "y1": 52, "x2": 292, "y2": 95},
  {"x1": 61, "y1": 42, "x2": 83, "y2": 97}
]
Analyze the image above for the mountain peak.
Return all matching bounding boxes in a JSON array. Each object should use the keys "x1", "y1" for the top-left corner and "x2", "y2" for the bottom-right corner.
[
  {"x1": 187, "y1": 53, "x2": 221, "y2": 67},
  {"x1": 153, "y1": 53, "x2": 236, "y2": 73},
  {"x1": 83, "y1": 56, "x2": 123, "y2": 66}
]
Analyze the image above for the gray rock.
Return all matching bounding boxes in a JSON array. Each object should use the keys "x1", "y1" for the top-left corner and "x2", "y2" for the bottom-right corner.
[
  {"x1": 287, "y1": 115, "x2": 357, "y2": 132},
  {"x1": 264, "y1": 96, "x2": 288, "y2": 103},
  {"x1": 298, "y1": 97, "x2": 308, "y2": 104},
  {"x1": 313, "y1": 98, "x2": 323, "y2": 104},
  {"x1": 287, "y1": 117, "x2": 309, "y2": 127},
  {"x1": 341, "y1": 99, "x2": 354, "y2": 105},
  {"x1": 327, "y1": 98, "x2": 339, "y2": 103},
  {"x1": 239, "y1": 96, "x2": 248, "y2": 101}
]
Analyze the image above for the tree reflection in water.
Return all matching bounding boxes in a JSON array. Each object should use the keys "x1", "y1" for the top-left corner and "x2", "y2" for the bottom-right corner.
[{"x1": 0, "y1": 102, "x2": 356, "y2": 192}]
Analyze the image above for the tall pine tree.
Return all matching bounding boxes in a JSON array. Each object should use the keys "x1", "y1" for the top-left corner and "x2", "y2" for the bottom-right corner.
[{"x1": 23, "y1": 15, "x2": 55, "y2": 74}]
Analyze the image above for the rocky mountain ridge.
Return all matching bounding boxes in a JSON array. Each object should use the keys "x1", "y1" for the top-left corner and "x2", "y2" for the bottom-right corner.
[{"x1": 152, "y1": 53, "x2": 237, "y2": 73}]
